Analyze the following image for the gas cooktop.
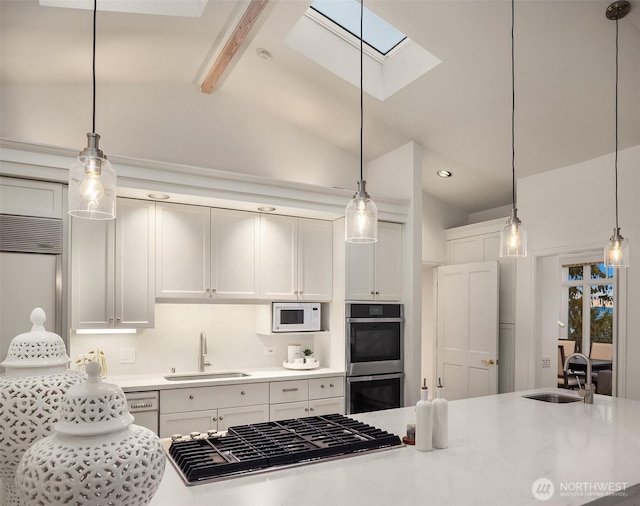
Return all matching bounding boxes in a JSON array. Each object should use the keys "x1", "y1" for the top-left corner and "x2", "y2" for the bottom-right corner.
[{"x1": 166, "y1": 413, "x2": 403, "y2": 485}]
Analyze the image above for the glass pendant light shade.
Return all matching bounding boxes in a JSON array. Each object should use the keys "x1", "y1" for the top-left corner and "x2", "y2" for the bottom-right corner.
[
  {"x1": 345, "y1": 180, "x2": 378, "y2": 243},
  {"x1": 604, "y1": 227, "x2": 629, "y2": 268},
  {"x1": 69, "y1": 133, "x2": 116, "y2": 220},
  {"x1": 500, "y1": 208, "x2": 527, "y2": 258}
]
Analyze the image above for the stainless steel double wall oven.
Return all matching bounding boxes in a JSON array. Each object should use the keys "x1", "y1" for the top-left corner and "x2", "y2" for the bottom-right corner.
[{"x1": 346, "y1": 303, "x2": 404, "y2": 414}]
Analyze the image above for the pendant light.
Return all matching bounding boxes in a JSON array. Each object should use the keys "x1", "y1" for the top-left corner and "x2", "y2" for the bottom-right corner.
[
  {"x1": 499, "y1": 0, "x2": 527, "y2": 258},
  {"x1": 604, "y1": 1, "x2": 631, "y2": 268},
  {"x1": 345, "y1": 0, "x2": 378, "y2": 243},
  {"x1": 68, "y1": 0, "x2": 116, "y2": 220}
]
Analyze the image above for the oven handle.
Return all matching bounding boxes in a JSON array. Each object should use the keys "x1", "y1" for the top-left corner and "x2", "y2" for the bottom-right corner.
[
  {"x1": 347, "y1": 373, "x2": 404, "y2": 382},
  {"x1": 346, "y1": 318, "x2": 404, "y2": 323}
]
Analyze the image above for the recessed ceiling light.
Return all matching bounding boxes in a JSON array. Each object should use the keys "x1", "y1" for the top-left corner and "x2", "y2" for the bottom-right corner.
[
  {"x1": 258, "y1": 206, "x2": 276, "y2": 212},
  {"x1": 148, "y1": 193, "x2": 170, "y2": 200},
  {"x1": 437, "y1": 170, "x2": 453, "y2": 178}
]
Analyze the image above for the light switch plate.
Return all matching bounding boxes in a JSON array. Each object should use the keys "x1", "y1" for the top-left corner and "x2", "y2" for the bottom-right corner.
[
  {"x1": 541, "y1": 356, "x2": 551, "y2": 368},
  {"x1": 120, "y1": 347, "x2": 136, "y2": 364}
]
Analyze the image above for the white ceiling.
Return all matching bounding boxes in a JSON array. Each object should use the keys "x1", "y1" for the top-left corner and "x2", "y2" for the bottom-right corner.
[{"x1": 1, "y1": 0, "x2": 639, "y2": 213}]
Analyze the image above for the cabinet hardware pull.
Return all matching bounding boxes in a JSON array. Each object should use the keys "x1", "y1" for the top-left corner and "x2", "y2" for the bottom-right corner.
[
  {"x1": 211, "y1": 288, "x2": 216, "y2": 293},
  {"x1": 240, "y1": 391, "x2": 245, "y2": 395},
  {"x1": 370, "y1": 291, "x2": 375, "y2": 295},
  {"x1": 189, "y1": 395, "x2": 194, "y2": 400},
  {"x1": 108, "y1": 317, "x2": 114, "y2": 322},
  {"x1": 282, "y1": 388, "x2": 298, "y2": 392},
  {"x1": 321, "y1": 384, "x2": 325, "y2": 388},
  {"x1": 213, "y1": 417, "x2": 217, "y2": 421},
  {"x1": 310, "y1": 407, "x2": 314, "y2": 411},
  {"x1": 329, "y1": 384, "x2": 334, "y2": 388},
  {"x1": 116, "y1": 317, "x2": 121, "y2": 322},
  {"x1": 299, "y1": 291, "x2": 303, "y2": 294},
  {"x1": 375, "y1": 291, "x2": 380, "y2": 295},
  {"x1": 219, "y1": 416, "x2": 223, "y2": 420},
  {"x1": 304, "y1": 408, "x2": 309, "y2": 411}
]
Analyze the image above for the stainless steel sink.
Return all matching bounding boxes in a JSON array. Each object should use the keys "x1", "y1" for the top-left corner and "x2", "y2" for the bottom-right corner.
[
  {"x1": 523, "y1": 392, "x2": 582, "y2": 403},
  {"x1": 164, "y1": 372, "x2": 251, "y2": 381}
]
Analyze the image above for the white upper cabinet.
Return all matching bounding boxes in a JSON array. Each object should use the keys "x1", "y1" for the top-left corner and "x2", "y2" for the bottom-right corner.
[
  {"x1": 156, "y1": 203, "x2": 260, "y2": 300},
  {"x1": 346, "y1": 221, "x2": 402, "y2": 301},
  {"x1": 72, "y1": 198, "x2": 155, "y2": 329},
  {"x1": 156, "y1": 203, "x2": 210, "y2": 299},
  {"x1": 260, "y1": 216, "x2": 332, "y2": 301},
  {"x1": 211, "y1": 208, "x2": 260, "y2": 298}
]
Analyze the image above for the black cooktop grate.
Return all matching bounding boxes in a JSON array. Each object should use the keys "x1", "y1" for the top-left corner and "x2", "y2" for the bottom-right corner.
[{"x1": 167, "y1": 413, "x2": 403, "y2": 484}]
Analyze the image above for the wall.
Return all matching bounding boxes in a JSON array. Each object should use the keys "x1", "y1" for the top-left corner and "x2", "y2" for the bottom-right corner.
[
  {"x1": 515, "y1": 145, "x2": 640, "y2": 399},
  {"x1": 422, "y1": 192, "x2": 468, "y2": 265},
  {"x1": 70, "y1": 303, "x2": 318, "y2": 377}
]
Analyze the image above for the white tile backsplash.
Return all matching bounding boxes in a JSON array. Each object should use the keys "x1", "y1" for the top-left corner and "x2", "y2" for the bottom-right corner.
[{"x1": 70, "y1": 303, "x2": 318, "y2": 377}]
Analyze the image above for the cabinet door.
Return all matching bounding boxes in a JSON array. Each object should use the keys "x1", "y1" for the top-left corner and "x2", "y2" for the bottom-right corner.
[
  {"x1": 159, "y1": 409, "x2": 217, "y2": 438},
  {"x1": 156, "y1": 203, "x2": 210, "y2": 298},
  {"x1": 71, "y1": 217, "x2": 114, "y2": 329},
  {"x1": 298, "y1": 218, "x2": 332, "y2": 301},
  {"x1": 115, "y1": 199, "x2": 155, "y2": 327},
  {"x1": 218, "y1": 405, "x2": 269, "y2": 431},
  {"x1": 212, "y1": 209, "x2": 260, "y2": 298},
  {"x1": 375, "y1": 222, "x2": 402, "y2": 301},
  {"x1": 260, "y1": 215, "x2": 297, "y2": 299},
  {"x1": 345, "y1": 242, "x2": 375, "y2": 300},
  {"x1": 309, "y1": 397, "x2": 345, "y2": 416},
  {"x1": 269, "y1": 401, "x2": 309, "y2": 421}
]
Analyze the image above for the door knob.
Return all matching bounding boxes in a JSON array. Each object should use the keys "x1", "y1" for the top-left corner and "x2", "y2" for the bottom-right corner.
[{"x1": 481, "y1": 359, "x2": 496, "y2": 366}]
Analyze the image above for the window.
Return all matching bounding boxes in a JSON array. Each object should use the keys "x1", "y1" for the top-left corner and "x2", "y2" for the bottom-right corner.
[
  {"x1": 561, "y1": 261, "x2": 615, "y2": 355},
  {"x1": 309, "y1": 0, "x2": 407, "y2": 57}
]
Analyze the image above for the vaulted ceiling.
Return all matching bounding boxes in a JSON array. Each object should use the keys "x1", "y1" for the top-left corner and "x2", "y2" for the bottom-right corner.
[{"x1": 1, "y1": 0, "x2": 639, "y2": 213}]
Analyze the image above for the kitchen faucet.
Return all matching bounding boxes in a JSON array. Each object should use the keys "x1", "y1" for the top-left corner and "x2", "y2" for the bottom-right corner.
[
  {"x1": 198, "y1": 331, "x2": 211, "y2": 372},
  {"x1": 564, "y1": 352, "x2": 594, "y2": 404}
]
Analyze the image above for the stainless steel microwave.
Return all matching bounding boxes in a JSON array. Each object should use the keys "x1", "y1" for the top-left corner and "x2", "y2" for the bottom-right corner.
[{"x1": 272, "y1": 302, "x2": 321, "y2": 333}]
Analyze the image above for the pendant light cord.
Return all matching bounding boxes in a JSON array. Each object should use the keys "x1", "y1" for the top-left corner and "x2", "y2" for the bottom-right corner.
[
  {"x1": 92, "y1": 0, "x2": 97, "y2": 135},
  {"x1": 614, "y1": 17, "x2": 619, "y2": 230},
  {"x1": 360, "y1": 0, "x2": 364, "y2": 183},
  {"x1": 511, "y1": 0, "x2": 516, "y2": 210}
]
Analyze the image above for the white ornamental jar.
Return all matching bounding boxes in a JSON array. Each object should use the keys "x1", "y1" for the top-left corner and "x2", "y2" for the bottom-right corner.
[
  {"x1": 16, "y1": 361, "x2": 166, "y2": 506},
  {"x1": 0, "y1": 308, "x2": 86, "y2": 506}
]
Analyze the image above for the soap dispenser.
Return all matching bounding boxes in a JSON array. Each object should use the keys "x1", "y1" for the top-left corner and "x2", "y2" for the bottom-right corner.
[
  {"x1": 415, "y1": 378, "x2": 433, "y2": 452},
  {"x1": 433, "y1": 377, "x2": 449, "y2": 449}
]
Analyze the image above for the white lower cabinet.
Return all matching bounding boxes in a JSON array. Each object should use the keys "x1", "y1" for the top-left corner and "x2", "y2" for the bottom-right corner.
[
  {"x1": 158, "y1": 377, "x2": 345, "y2": 437},
  {"x1": 158, "y1": 382, "x2": 269, "y2": 438},
  {"x1": 269, "y1": 377, "x2": 345, "y2": 422}
]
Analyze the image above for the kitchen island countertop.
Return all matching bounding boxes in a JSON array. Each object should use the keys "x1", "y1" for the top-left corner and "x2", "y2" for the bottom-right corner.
[{"x1": 149, "y1": 388, "x2": 640, "y2": 506}]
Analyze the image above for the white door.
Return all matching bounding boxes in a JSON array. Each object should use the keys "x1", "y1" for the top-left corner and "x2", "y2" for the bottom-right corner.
[
  {"x1": 297, "y1": 218, "x2": 332, "y2": 301},
  {"x1": 212, "y1": 209, "x2": 260, "y2": 298},
  {"x1": 436, "y1": 261, "x2": 499, "y2": 400},
  {"x1": 155, "y1": 203, "x2": 210, "y2": 298}
]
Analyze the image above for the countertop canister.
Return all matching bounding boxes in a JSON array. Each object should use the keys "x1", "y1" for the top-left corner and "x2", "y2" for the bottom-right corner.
[
  {"x1": 16, "y1": 361, "x2": 166, "y2": 506},
  {"x1": 0, "y1": 308, "x2": 86, "y2": 506}
]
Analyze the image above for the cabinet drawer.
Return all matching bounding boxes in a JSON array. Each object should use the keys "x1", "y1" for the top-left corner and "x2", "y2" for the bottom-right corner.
[
  {"x1": 159, "y1": 409, "x2": 217, "y2": 438},
  {"x1": 269, "y1": 380, "x2": 308, "y2": 404},
  {"x1": 160, "y1": 383, "x2": 268, "y2": 414},
  {"x1": 269, "y1": 401, "x2": 309, "y2": 421},
  {"x1": 308, "y1": 377, "x2": 344, "y2": 400}
]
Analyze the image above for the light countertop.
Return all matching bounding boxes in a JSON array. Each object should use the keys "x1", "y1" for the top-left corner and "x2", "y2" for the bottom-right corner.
[
  {"x1": 148, "y1": 388, "x2": 640, "y2": 506},
  {"x1": 108, "y1": 367, "x2": 346, "y2": 392}
]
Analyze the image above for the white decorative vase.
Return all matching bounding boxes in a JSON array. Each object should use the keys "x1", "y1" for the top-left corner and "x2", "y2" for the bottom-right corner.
[
  {"x1": 0, "y1": 308, "x2": 85, "y2": 506},
  {"x1": 16, "y1": 361, "x2": 166, "y2": 506}
]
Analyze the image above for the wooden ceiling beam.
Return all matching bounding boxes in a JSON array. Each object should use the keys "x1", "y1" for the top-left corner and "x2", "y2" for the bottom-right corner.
[{"x1": 200, "y1": 0, "x2": 269, "y2": 94}]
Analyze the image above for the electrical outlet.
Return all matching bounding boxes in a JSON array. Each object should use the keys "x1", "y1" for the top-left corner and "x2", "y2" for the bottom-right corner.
[
  {"x1": 264, "y1": 347, "x2": 276, "y2": 356},
  {"x1": 541, "y1": 356, "x2": 551, "y2": 368},
  {"x1": 120, "y1": 347, "x2": 136, "y2": 364}
]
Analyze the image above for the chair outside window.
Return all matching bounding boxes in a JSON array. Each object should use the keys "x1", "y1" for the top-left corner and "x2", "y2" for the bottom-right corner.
[
  {"x1": 558, "y1": 345, "x2": 579, "y2": 390},
  {"x1": 558, "y1": 339, "x2": 576, "y2": 357},
  {"x1": 590, "y1": 342, "x2": 613, "y2": 361}
]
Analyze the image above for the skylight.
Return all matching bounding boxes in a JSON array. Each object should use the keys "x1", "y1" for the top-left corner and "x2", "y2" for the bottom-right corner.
[{"x1": 310, "y1": 0, "x2": 406, "y2": 56}]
